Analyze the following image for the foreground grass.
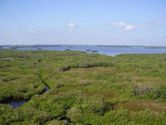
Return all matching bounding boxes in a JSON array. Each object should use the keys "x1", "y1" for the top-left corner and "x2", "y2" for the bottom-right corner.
[{"x1": 0, "y1": 50, "x2": 166, "y2": 125}]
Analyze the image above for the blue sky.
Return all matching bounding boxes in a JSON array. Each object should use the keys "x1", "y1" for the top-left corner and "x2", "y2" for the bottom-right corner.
[{"x1": 0, "y1": 0, "x2": 166, "y2": 45}]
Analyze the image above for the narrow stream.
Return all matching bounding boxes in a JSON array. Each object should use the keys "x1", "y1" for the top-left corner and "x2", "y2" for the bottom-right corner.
[
  {"x1": 1, "y1": 62, "x2": 50, "y2": 108},
  {"x1": 8, "y1": 99, "x2": 29, "y2": 108},
  {"x1": 2, "y1": 86, "x2": 49, "y2": 108}
]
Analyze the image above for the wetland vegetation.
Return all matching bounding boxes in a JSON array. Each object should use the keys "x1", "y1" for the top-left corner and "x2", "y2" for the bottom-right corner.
[{"x1": 0, "y1": 50, "x2": 166, "y2": 125}]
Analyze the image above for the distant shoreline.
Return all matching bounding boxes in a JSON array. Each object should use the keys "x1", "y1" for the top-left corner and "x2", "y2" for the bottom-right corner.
[
  {"x1": 1, "y1": 44, "x2": 166, "y2": 48},
  {"x1": 1, "y1": 45, "x2": 166, "y2": 56}
]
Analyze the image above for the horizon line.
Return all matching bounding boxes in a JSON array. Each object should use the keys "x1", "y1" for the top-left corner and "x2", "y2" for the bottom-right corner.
[{"x1": 1, "y1": 44, "x2": 166, "y2": 48}]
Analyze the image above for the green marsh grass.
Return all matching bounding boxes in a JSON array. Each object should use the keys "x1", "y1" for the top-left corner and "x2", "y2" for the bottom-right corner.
[{"x1": 0, "y1": 50, "x2": 166, "y2": 124}]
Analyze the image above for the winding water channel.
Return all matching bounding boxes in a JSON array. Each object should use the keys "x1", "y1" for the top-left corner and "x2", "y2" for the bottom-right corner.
[
  {"x1": 1, "y1": 86, "x2": 49, "y2": 108},
  {"x1": 0, "y1": 70, "x2": 50, "y2": 108}
]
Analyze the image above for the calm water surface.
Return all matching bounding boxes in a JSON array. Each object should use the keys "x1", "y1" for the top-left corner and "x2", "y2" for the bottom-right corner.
[
  {"x1": 16, "y1": 45, "x2": 166, "y2": 55},
  {"x1": 9, "y1": 100, "x2": 29, "y2": 108}
]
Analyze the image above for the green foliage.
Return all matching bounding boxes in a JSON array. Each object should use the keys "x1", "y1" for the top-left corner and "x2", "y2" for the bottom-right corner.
[{"x1": 0, "y1": 50, "x2": 166, "y2": 124}]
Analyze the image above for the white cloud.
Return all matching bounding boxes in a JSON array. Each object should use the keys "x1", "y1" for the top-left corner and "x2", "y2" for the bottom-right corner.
[
  {"x1": 124, "y1": 24, "x2": 135, "y2": 31},
  {"x1": 110, "y1": 21, "x2": 135, "y2": 31},
  {"x1": 65, "y1": 22, "x2": 77, "y2": 31}
]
